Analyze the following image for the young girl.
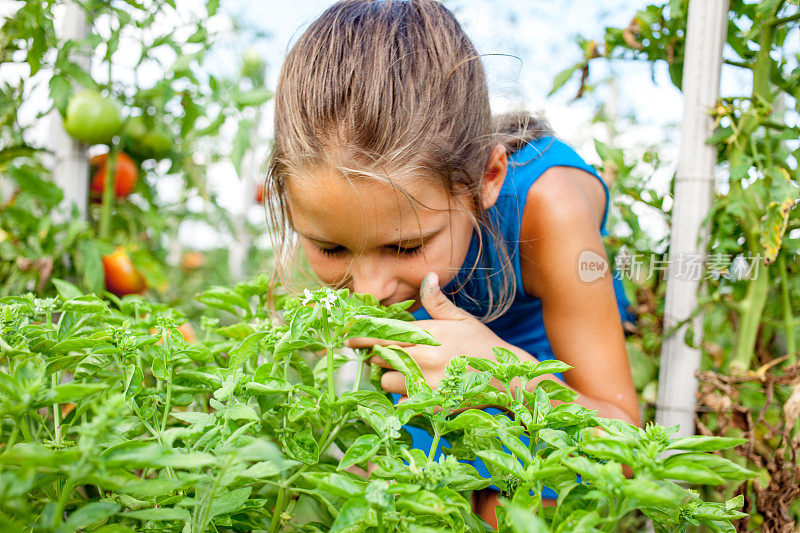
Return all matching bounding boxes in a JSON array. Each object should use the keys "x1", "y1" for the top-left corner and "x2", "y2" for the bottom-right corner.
[{"x1": 265, "y1": 0, "x2": 640, "y2": 526}]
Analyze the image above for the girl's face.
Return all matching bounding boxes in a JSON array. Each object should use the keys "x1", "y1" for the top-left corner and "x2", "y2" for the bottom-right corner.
[{"x1": 284, "y1": 167, "x2": 476, "y2": 312}]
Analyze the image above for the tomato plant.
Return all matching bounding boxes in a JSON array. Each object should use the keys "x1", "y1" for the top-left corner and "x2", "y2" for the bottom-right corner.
[
  {"x1": 89, "y1": 151, "x2": 138, "y2": 198},
  {"x1": 63, "y1": 90, "x2": 123, "y2": 145},
  {"x1": 0, "y1": 0, "x2": 274, "y2": 305},
  {"x1": 0, "y1": 278, "x2": 753, "y2": 532},
  {"x1": 101, "y1": 246, "x2": 147, "y2": 296}
]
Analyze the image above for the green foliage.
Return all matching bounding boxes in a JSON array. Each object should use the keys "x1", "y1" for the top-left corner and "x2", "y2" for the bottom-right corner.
[
  {"x1": 553, "y1": 0, "x2": 800, "y2": 528},
  {"x1": 0, "y1": 0, "x2": 273, "y2": 302},
  {"x1": 0, "y1": 278, "x2": 753, "y2": 531}
]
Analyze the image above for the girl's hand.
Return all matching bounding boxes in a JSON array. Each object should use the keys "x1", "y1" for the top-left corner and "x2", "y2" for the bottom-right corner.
[{"x1": 346, "y1": 272, "x2": 524, "y2": 396}]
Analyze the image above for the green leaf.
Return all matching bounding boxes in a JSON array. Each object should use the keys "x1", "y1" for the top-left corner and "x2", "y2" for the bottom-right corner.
[
  {"x1": 443, "y1": 409, "x2": 499, "y2": 433},
  {"x1": 301, "y1": 472, "x2": 366, "y2": 498},
  {"x1": 330, "y1": 497, "x2": 372, "y2": 533},
  {"x1": 659, "y1": 463, "x2": 725, "y2": 485},
  {"x1": 492, "y1": 346, "x2": 520, "y2": 364},
  {"x1": 504, "y1": 502, "x2": 548, "y2": 533},
  {"x1": 120, "y1": 479, "x2": 185, "y2": 499},
  {"x1": 40, "y1": 382, "x2": 107, "y2": 405},
  {"x1": 51, "y1": 278, "x2": 82, "y2": 299},
  {"x1": 371, "y1": 345, "x2": 430, "y2": 395},
  {"x1": 475, "y1": 450, "x2": 525, "y2": 478},
  {"x1": 65, "y1": 502, "x2": 120, "y2": 529},
  {"x1": 520, "y1": 359, "x2": 573, "y2": 380},
  {"x1": 620, "y1": 478, "x2": 694, "y2": 508},
  {"x1": 348, "y1": 316, "x2": 440, "y2": 346},
  {"x1": 49, "y1": 337, "x2": 101, "y2": 354},
  {"x1": 151, "y1": 357, "x2": 168, "y2": 381},
  {"x1": 236, "y1": 88, "x2": 273, "y2": 107},
  {"x1": 246, "y1": 378, "x2": 292, "y2": 395},
  {"x1": 217, "y1": 322, "x2": 255, "y2": 339},
  {"x1": 666, "y1": 436, "x2": 747, "y2": 452},
  {"x1": 50, "y1": 74, "x2": 73, "y2": 117},
  {"x1": 231, "y1": 118, "x2": 253, "y2": 176},
  {"x1": 208, "y1": 487, "x2": 252, "y2": 519},
  {"x1": 284, "y1": 426, "x2": 319, "y2": 465},
  {"x1": 663, "y1": 453, "x2": 756, "y2": 482},
  {"x1": 337, "y1": 434, "x2": 381, "y2": 470},
  {"x1": 155, "y1": 451, "x2": 217, "y2": 469},
  {"x1": 549, "y1": 64, "x2": 578, "y2": 96},
  {"x1": 122, "y1": 507, "x2": 191, "y2": 522},
  {"x1": 538, "y1": 428, "x2": 573, "y2": 449}
]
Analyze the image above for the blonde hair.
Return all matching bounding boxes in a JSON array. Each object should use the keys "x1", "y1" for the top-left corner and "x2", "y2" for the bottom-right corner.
[{"x1": 265, "y1": 0, "x2": 551, "y2": 321}]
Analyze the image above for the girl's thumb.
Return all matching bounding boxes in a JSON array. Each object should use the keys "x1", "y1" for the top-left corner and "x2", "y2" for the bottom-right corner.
[{"x1": 419, "y1": 272, "x2": 470, "y2": 321}]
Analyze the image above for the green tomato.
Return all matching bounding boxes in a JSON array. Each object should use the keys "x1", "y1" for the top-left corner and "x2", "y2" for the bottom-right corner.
[
  {"x1": 123, "y1": 116, "x2": 172, "y2": 160},
  {"x1": 64, "y1": 90, "x2": 123, "y2": 145},
  {"x1": 141, "y1": 128, "x2": 172, "y2": 159},
  {"x1": 123, "y1": 116, "x2": 148, "y2": 142},
  {"x1": 241, "y1": 47, "x2": 265, "y2": 79}
]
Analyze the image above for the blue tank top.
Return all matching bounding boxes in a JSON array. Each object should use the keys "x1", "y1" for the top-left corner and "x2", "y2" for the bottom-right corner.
[{"x1": 391, "y1": 135, "x2": 634, "y2": 495}]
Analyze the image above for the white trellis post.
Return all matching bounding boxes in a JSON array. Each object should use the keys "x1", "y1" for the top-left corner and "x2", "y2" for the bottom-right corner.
[
  {"x1": 47, "y1": 1, "x2": 90, "y2": 222},
  {"x1": 655, "y1": 0, "x2": 729, "y2": 437},
  {"x1": 228, "y1": 108, "x2": 264, "y2": 281}
]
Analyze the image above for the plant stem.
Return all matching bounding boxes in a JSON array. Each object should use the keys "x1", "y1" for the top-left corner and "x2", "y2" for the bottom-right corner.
[
  {"x1": 727, "y1": 7, "x2": 777, "y2": 374},
  {"x1": 327, "y1": 344, "x2": 336, "y2": 404},
  {"x1": 778, "y1": 254, "x2": 797, "y2": 362},
  {"x1": 269, "y1": 486, "x2": 286, "y2": 533},
  {"x1": 730, "y1": 264, "x2": 770, "y2": 374},
  {"x1": 377, "y1": 508, "x2": 385, "y2": 533},
  {"x1": 351, "y1": 350, "x2": 365, "y2": 392},
  {"x1": 160, "y1": 365, "x2": 174, "y2": 433},
  {"x1": 427, "y1": 431, "x2": 441, "y2": 463},
  {"x1": 194, "y1": 459, "x2": 229, "y2": 533},
  {"x1": 99, "y1": 148, "x2": 118, "y2": 240},
  {"x1": 52, "y1": 373, "x2": 62, "y2": 444},
  {"x1": 773, "y1": 11, "x2": 800, "y2": 26}
]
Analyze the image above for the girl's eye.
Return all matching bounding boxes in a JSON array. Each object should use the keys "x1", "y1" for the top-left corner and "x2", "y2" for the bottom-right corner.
[
  {"x1": 318, "y1": 245, "x2": 346, "y2": 256},
  {"x1": 389, "y1": 245, "x2": 422, "y2": 256}
]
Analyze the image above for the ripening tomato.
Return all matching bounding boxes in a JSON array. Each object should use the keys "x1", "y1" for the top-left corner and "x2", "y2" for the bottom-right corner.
[
  {"x1": 178, "y1": 322, "x2": 197, "y2": 343},
  {"x1": 180, "y1": 251, "x2": 206, "y2": 272},
  {"x1": 102, "y1": 247, "x2": 147, "y2": 296},
  {"x1": 150, "y1": 322, "x2": 196, "y2": 344},
  {"x1": 90, "y1": 152, "x2": 138, "y2": 198}
]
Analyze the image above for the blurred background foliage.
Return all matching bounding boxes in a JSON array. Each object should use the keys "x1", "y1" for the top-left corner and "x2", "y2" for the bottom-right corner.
[{"x1": 1, "y1": 0, "x2": 799, "y2": 530}]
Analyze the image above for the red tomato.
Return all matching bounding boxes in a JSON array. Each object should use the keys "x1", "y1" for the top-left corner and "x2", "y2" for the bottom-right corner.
[
  {"x1": 90, "y1": 152, "x2": 138, "y2": 198},
  {"x1": 102, "y1": 247, "x2": 147, "y2": 296},
  {"x1": 255, "y1": 182, "x2": 265, "y2": 204}
]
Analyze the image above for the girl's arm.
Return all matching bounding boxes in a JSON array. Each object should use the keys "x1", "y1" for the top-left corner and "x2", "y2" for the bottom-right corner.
[{"x1": 517, "y1": 165, "x2": 639, "y2": 426}]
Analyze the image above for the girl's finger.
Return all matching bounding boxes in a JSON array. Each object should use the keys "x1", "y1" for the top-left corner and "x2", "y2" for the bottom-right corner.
[
  {"x1": 380, "y1": 371, "x2": 407, "y2": 395},
  {"x1": 345, "y1": 337, "x2": 415, "y2": 349}
]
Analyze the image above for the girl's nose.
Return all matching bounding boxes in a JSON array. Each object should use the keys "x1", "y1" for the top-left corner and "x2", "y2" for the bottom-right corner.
[{"x1": 350, "y1": 257, "x2": 399, "y2": 304}]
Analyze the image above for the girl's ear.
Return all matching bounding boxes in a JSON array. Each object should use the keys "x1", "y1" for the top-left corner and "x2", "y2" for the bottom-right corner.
[{"x1": 480, "y1": 144, "x2": 508, "y2": 210}]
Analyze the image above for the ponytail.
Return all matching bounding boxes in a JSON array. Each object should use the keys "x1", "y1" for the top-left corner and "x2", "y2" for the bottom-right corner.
[{"x1": 492, "y1": 112, "x2": 553, "y2": 156}]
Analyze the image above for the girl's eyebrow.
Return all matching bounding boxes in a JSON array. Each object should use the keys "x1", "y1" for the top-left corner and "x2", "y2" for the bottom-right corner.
[{"x1": 300, "y1": 225, "x2": 446, "y2": 247}]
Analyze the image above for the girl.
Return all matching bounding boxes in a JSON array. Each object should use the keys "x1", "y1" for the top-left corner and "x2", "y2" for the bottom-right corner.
[{"x1": 265, "y1": 0, "x2": 640, "y2": 526}]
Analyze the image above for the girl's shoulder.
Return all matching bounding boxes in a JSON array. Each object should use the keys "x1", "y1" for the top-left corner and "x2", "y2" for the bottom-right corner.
[{"x1": 498, "y1": 135, "x2": 610, "y2": 233}]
